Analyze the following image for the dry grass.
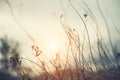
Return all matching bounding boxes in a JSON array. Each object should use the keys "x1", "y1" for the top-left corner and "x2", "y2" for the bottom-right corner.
[{"x1": 0, "y1": 0, "x2": 120, "y2": 80}]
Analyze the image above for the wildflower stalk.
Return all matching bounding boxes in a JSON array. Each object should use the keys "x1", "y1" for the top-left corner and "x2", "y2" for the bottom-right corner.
[
  {"x1": 68, "y1": 0, "x2": 98, "y2": 71},
  {"x1": 60, "y1": 16, "x2": 77, "y2": 80}
]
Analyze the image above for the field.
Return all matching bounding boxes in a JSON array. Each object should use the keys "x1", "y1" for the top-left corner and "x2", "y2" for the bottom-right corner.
[{"x1": 0, "y1": 0, "x2": 120, "y2": 80}]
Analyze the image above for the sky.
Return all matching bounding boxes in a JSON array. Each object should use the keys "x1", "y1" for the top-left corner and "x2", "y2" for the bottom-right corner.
[{"x1": 0, "y1": 0, "x2": 120, "y2": 71}]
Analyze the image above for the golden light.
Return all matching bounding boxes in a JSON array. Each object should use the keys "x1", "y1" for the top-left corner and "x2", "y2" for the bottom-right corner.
[{"x1": 49, "y1": 41, "x2": 58, "y2": 53}]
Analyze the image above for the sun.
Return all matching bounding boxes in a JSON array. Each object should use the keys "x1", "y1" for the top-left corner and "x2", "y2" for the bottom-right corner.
[{"x1": 49, "y1": 41, "x2": 58, "y2": 53}]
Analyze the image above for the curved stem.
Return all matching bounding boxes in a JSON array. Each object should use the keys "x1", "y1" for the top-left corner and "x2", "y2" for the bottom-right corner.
[
  {"x1": 68, "y1": 0, "x2": 98, "y2": 71},
  {"x1": 4, "y1": 0, "x2": 35, "y2": 43}
]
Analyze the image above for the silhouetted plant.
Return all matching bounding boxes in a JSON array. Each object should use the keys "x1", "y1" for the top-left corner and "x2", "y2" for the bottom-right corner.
[
  {"x1": 0, "y1": 36, "x2": 22, "y2": 80},
  {"x1": 2, "y1": 0, "x2": 120, "y2": 80}
]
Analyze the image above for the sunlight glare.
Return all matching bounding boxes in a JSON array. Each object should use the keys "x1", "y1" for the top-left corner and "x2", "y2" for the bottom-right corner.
[{"x1": 49, "y1": 41, "x2": 58, "y2": 53}]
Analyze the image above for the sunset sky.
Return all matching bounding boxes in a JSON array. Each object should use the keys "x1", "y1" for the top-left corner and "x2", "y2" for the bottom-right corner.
[{"x1": 0, "y1": 0, "x2": 120, "y2": 69}]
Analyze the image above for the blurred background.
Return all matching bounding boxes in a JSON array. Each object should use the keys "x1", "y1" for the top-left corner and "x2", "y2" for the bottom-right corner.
[{"x1": 0, "y1": 0, "x2": 120, "y2": 80}]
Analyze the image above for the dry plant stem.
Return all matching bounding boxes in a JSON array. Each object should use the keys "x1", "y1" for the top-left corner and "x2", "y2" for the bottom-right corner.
[
  {"x1": 96, "y1": 0, "x2": 114, "y2": 58},
  {"x1": 99, "y1": 43, "x2": 112, "y2": 67},
  {"x1": 60, "y1": 17, "x2": 79, "y2": 80},
  {"x1": 36, "y1": 57, "x2": 56, "y2": 80},
  {"x1": 68, "y1": 30, "x2": 80, "y2": 80},
  {"x1": 4, "y1": 0, "x2": 35, "y2": 43},
  {"x1": 21, "y1": 57, "x2": 55, "y2": 80},
  {"x1": 60, "y1": 43, "x2": 70, "y2": 80},
  {"x1": 83, "y1": 1, "x2": 112, "y2": 79},
  {"x1": 20, "y1": 65, "x2": 28, "y2": 80},
  {"x1": 82, "y1": 1, "x2": 105, "y2": 70},
  {"x1": 99, "y1": 44, "x2": 112, "y2": 79},
  {"x1": 81, "y1": 29, "x2": 87, "y2": 80},
  {"x1": 73, "y1": 30, "x2": 82, "y2": 68},
  {"x1": 50, "y1": 61, "x2": 61, "y2": 80},
  {"x1": 70, "y1": 43, "x2": 79, "y2": 80},
  {"x1": 65, "y1": 21, "x2": 86, "y2": 80},
  {"x1": 20, "y1": 57, "x2": 43, "y2": 69},
  {"x1": 106, "y1": 8, "x2": 120, "y2": 36},
  {"x1": 96, "y1": 1, "x2": 118, "y2": 79},
  {"x1": 60, "y1": 13, "x2": 95, "y2": 80},
  {"x1": 68, "y1": 0, "x2": 98, "y2": 71},
  {"x1": 102, "y1": 43, "x2": 112, "y2": 65},
  {"x1": 65, "y1": 28, "x2": 79, "y2": 79},
  {"x1": 106, "y1": 8, "x2": 120, "y2": 70},
  {"x1": 81, "y1": 29, "x2": 93, "y2": 73},
  {"x1": 14, "y1": 63, "x2": 27, "y2": 80},
  {"x1": 82, "y1": 1, "x2": 111, "y2": 71},
  {"x1": 36, "y1": 52, "x2": 58, "y2": 80},
  {"x1": 22, "y1": 61, "x2": 40, "y2": 79},
  {"x1": 97, "y1": 42, "x2": 107, "y2": 70},
  {"x1": 77, "y1": 33, "x2": 88, "y2": 80},
  {"x1": 43, "y1": 68, "x2": 54, "y2": 80}
]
